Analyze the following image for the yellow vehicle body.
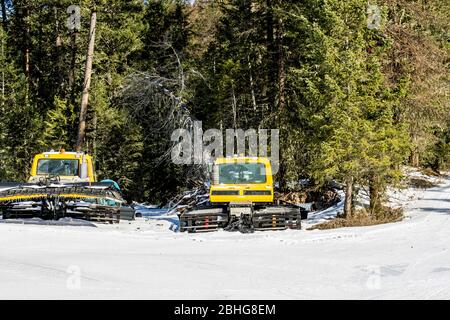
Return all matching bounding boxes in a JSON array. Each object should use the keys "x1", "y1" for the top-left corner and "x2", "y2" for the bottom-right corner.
[
  {"x1": 29, "y1": 150, "x2": 96, "y2": 183},
  {"x1": 180, "y1": 156, "x2": 304, "y2": 233},
  {"x1": 0, "y1": 150, "x2": 136, "y2": 222},
  {"x1": 209, "y1": 156, "x2": 274, "y2": 204}
]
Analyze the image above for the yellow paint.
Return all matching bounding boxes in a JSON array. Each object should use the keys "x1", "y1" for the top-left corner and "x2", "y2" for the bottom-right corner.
[
  {"x1": 0, "y1": 194, "x2": 49, "y2": 201},
  {"x1": 0, "y1": 193, "x2": 114, "y2": 202},
  {"x1": 210, "y1": 156, "x2": 274, "y2": 204},
  {"x1": 0, "y1": 151, "x2": 124, "y2": 205},
  {"x1": 29, "y1": 151, "x2": 96, "y2": 182}
]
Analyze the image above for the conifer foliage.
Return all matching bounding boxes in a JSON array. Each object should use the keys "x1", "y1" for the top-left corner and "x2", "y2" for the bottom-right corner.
[{"x1": 0, "y1": 0, "x2": 448, "y2": 210}]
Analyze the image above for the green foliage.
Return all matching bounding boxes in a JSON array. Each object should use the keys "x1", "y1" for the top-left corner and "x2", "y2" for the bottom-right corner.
[
  {"x1": 0, "y1": 0, "x2": 447, "y2": 208},
  {"x1": 379, "y1": 0, "x2": 450, "y2": 168},
  {"x1": 38, "y1": 97, "x2": 73, "y2": 150},
  {"x1": 284, "y1": 0, "x2": 408, "y2": 185},
  {"x1": 0, "y1": 24, "x2": 41, "y2": 181}
]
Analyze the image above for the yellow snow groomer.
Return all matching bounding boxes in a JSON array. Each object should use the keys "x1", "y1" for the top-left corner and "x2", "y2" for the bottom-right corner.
[
  {"x1": 0, "y1": 150, "x2": 134, "y2": 223},
  {"x1": 179, "y1": 156, "x2": 308, "y2": 233}
]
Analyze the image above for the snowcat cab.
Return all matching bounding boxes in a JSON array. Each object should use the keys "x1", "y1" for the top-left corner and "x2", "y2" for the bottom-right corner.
[
  {"x1": 209, "y1": 157, "x2": 274, "y2": 204},
  {"x1": 28, "y1": 150, "x2": 95, "y2": 183}
]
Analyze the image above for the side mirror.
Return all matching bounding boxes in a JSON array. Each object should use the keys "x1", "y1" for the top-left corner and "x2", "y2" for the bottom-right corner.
[
  {"x1": 80, "y1": 162, "x2": 88, "y2": 179},
  {"x1": 80, "y1": 156, "x2": 88, "y2": 179}
]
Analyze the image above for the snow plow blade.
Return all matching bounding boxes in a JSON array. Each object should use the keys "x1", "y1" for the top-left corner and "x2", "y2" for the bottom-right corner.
[
  {"x1": 0, "y1": 182, "x2": 123, "y2": 202},
  {"x1": 0, "y1": 182, "x2": 130, "y2": 223}
]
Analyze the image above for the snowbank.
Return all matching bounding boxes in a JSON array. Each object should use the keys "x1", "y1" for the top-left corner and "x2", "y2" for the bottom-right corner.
[{"x1": 0, "y1": 170, "x2": 449, "y2": 299}]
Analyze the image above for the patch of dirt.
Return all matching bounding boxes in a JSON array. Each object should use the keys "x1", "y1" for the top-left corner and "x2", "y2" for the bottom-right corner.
[
  {"x1": 308, "y1": 207, "x2": 404, "y2": 230},
  {"x1": 408, "y1": 178, "x2": 438, "y2": 189},
  {"x1": 275, "y1": 187, "x2": 341, "y2": 211},
  {"x1": 420, "y1": 167, "x2": 441, "y2": 177}
]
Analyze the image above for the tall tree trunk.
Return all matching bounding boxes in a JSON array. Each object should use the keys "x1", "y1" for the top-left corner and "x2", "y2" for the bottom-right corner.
[
  {"x1": 1, "y1": 27, "x2": 4, "y2": 109},
  {"x1": 231, "y1": 82, "x2": 237, "y2": 129},
  {"x1": 19, "y1": 7, "x2": 30, "y2": 78},
  {"x1": 276, "y1": 4, "x2": 286, "y2": 112},
  {"x1": 19, "y1": 6, "x2": 30, "y2": 102},
  {"x1": 410, "y1": 134, "x2": 420, "y2": 167},
  {"x1": 24, "y1": 46, "x2": 29, "y2": 76},
  {"x1": 25, "y1": 13, "x2": 29, "y2": 77},
  {"x1": 266, "y1": 0, "x2": 275, "y2": 115},
  {"x1": 92, "y1": 111, "x2": 98, "y2": 157},
  {"x1": 344, "y1": 176, "x2": 354, "y2": 218},
  {"x1": 247, "y1": 54, "x2": 257, "y2": 112},
  {"x1": 76, "y1": 11, "x2": 97, "y2": 152},
  {"x1": 68, "y1": 31, "x2": 79, "y2": 103},
  {"x1": 369, "y1": 173, "x2": 382, "y2": 216},
  {"x1": 276, "y1": 0, "x2": 287, "y2": 191},
  {"x1": 54, "y1": 6, "x2": 63, "y2": 90},
  {"x1": 410, "y1": 148, "x2": 420, "y2": 167},
  {"x1": 1, "y1": 0, "x2": 7, "y2": 28}
]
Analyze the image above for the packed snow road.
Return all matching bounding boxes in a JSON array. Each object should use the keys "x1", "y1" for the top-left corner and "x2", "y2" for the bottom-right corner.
[{"x1": 0, "y1": 176, "x2": 449, "y2": 299}]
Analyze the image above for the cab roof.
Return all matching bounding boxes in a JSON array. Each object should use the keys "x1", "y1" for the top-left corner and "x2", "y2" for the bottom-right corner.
[
  {"x1": 34, "y1": 151, "x2": 92, "y2": 159},
  {"x1": 214, "y1": 156, "x2": 271, "y2": 165}
]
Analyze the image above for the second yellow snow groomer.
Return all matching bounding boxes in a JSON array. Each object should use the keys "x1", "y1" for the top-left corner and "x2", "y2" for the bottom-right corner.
[{"x1": 179, "y1": 156, "x2": 307, "y2": 233}]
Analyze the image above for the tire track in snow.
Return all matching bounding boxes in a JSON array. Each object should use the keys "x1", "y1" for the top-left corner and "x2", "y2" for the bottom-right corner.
[{"x1": 0, "y1": 257, "x2": 102, "y2": 283}]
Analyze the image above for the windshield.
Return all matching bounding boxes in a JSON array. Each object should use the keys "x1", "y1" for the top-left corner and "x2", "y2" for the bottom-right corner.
[
  {"x1": 37, "y1": 159, "x2": 79, "y2": 176},
  {"x1": 218, "y1": 163, "x2": 266, "y2": 184}
]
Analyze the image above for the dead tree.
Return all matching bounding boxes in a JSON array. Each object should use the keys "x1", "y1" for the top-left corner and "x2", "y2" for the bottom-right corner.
[{"x1": 76, "y1": 11, "x2": 97, "y2": 152}]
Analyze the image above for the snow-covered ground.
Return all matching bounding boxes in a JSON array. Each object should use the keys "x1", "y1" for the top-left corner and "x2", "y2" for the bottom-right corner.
[{"x1": 0, "y1": 173, "x2": 449, "y2": 299}]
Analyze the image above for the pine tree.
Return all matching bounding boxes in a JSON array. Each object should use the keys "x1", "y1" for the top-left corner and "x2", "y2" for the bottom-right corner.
[
  {"x1": 0, "y1": 0, "x2": 447, "y2": 207},
  {"x1": 38, "y1": 96, "x2": 73, "y2": 150},
  {"x1": 285, "y1": 0, "x2": 409, "y2": 216},
  {"x1": 380, "y1": 0, "x2": 450, "y2": 168}
]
